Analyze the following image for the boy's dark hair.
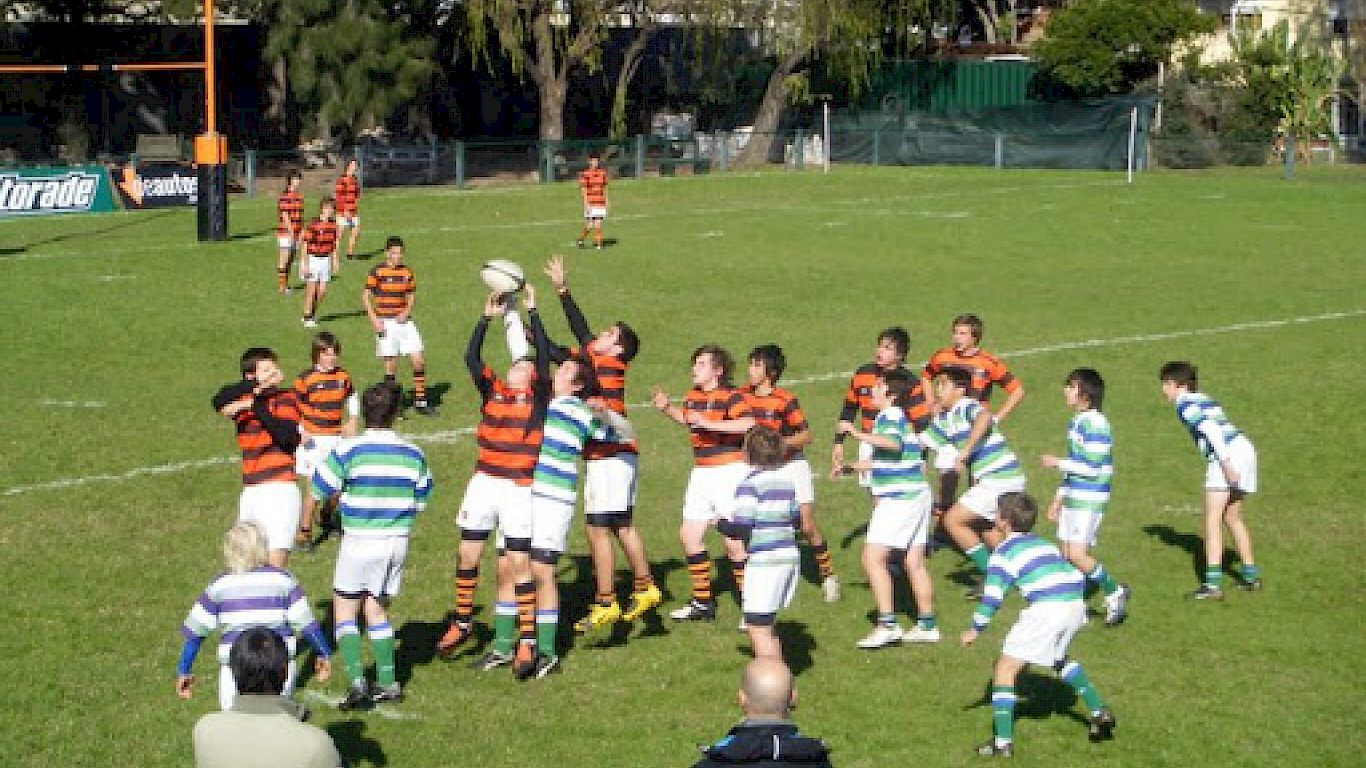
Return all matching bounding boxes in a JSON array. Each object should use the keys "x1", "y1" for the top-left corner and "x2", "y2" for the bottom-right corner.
[
  {"x1": 878, "y1": 327, "x2": 910, "y2": 358},
  {"x1": 997, "y1": 492, "x2": 1038, "y2": 533},
  {"x1": 615, "y1": 322, "x2": 640, "y2": 362},
  {"x1": 588, "y1": 151, "x2": 601, "y2": 161},
  {"x1": 228, "y1": 626, "x2": 289, "y2": 696},
  {"x1": 1066, "y1": 367, "x2": 1105, "y2": 411},
  {"x1": 692, "y1": 344, "x2": 735, "y2": 387},
  {"x1": 362, "y1": 382, "x2": 402, "y2": 428},
  {"x1": 320, "y1": 196, "x2": 336, "y2": 208},
  {"x1": 311, "y1": 331, "x2": 341, "y2": 363},
  {"x1": 286, "y1": 171, "x2": 302, "y2": 184},
  {"x1": 744, "y1": 425, "x2": 785, "y2": 470},
  {"x1": 240, "y1": 347, "x2": 277, "y2": 378},
  {"x1": 939, "y1": 365, "x2": 973, "y2": 393},
  {"x1": 878, "y1": 367, "x2": 915, "y2": 408},
  {"x1": 749, "y1": 344, "x2": 787, "y2": 384},
  {"x1": 1160, "y1": 361, "x2": 1198, "y2": 389},
  {"x1": 953, "y1": 313, "x2": 984, "y2": 342},
  {"x1": 565, "y1": 354, "x2": 601, "y2": 399},
  {"x1": 385, "y1": 235, "x2": 404, "y2": 250}
]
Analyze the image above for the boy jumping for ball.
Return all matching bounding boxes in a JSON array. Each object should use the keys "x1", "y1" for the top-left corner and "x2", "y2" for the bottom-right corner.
[
  {"x1": 1040, "y1": 368, "x2": 1129, "y2": 625},
  {"x1": 961, "y1": 492, "x2": 1115, "y2": 757},
  {"x1": 1160, "y1": 361, "x2": 1261, "y2": 599}
]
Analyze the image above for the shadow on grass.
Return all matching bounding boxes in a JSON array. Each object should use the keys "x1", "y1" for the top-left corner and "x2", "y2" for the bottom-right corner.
[
  {"x1": 327, "y1": 719, "x2": 388, "y2": 767},
  {"x1": 965, "y1": 672, "x2": 1088, "y2": 728},
  {"x1": 316, "y1": 309, "x2": 367, "y2": 323},
  {"x1": 395, "y1": 619, "x2": 446, "y2": 685},
  {"x1": 0, "y1": 208, "x2": 177, "y2": 256},
  {"x1": 1142, "y1": 523, "x2": 1233, "y2": 581},
  {"x1": 228, "y1": 229, "x2": 271, "y2": 241},
  {"x1": 561, "y1": 554, "x2": 687, "y2": 653}
]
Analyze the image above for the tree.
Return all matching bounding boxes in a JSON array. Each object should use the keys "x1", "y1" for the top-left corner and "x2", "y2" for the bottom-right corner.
[
  {"x1": 1228, "y1": 20, "x2": 1343, "y2": 159},
  {"x1": 1032, "y1": 0, "x2": 1216, "y2": 97},
  {"x1": 721, "y1": 0, "x2": 909, "y2": 166},
  {"x1": 461, "y1": 0, "x2": 613, "y2": 142},
  {"x1": 965, "y1": 0, "x2": 1020, "y2": 45}
]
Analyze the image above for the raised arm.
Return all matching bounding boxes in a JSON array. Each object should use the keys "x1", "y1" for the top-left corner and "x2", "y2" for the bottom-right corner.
[{"x1": 545, "y1": 255, "x2": 593, "y2": 345}]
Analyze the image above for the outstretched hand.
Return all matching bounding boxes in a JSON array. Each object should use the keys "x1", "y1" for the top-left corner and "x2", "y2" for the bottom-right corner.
[{"x1": 544, "y1": 255, "x2": 567, "y2": 290}]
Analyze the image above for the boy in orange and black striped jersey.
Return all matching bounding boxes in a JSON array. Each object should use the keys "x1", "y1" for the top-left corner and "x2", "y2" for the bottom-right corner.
[
  {"x1": 742, "y1": 344, "x2": 841, "y2": 603},
  {"x1": 292, "y1": 331, "x2": 359, "y2": 550},
  {"x1": 437, "y1": 290, "x2": 551, "y2": 680},
  {"x1": 275, "y1": 172, "x2": 304, "y2": 294},
  {"x1": 210, "y1": 347, "x2": 304, "y2": 569},
  {"x1": 334, "y1": 158, "x2": 361, "y2": 260},
  {"x1": 920, "y1": 314, "x2": 1026, "y2": 511},
  {"x1": 577, "y1": 154, "x2": 608, "y2": 250},
  {"x1": 299, "y1": 197, "x2": 340, "y2": 328},
  {"x1": 832, "y1": 327, "x2": 930, "y2": 483},
  {"x1": 542, "y1": 256, "x2": 660, "y2": 633},
  {"x1": 362, "y1": 237, "x2": 434, "y2": 416},
  {"x1": 652, "y1": 345, "x2": 756, "y2": 622}
]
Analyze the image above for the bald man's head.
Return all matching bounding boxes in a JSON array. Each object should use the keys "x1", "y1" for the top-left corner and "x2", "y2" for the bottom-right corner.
[{"x1": 738, "y1": 658, "x2": 794, "y2": 718}]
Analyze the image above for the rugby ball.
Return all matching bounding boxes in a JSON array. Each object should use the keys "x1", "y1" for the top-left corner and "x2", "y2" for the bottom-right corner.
[{"x1": 479, "y1": 259, "x2": 525, "y2": 294}]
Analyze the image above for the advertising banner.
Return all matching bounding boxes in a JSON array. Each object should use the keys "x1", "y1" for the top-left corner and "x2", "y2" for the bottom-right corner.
[
  {"x1": 116, "y1": 162, "x2": 199, "y2": 208},
  {"x1": 0, "y1": 166, "x2": 117, "y2": 216}
]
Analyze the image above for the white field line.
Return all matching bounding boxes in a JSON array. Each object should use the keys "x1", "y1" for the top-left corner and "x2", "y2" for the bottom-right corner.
[
  {"x1": 4, "y1": 309, "x2": 1362, "y2": 498},
  {"x1": 38, "y1": 399, "x2": 107, "y2": 408},
  {"x1": 2, "y1": 180, "x2": 1122, "y2": 262}
]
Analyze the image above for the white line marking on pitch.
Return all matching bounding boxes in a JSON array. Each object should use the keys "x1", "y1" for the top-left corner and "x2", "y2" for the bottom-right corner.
[
  {"x1": 38, "y1": 399, "x2": 107, "y2": 408},
  {"x1": 300, "y1": 689, "x2": 421, "y2": 721},
  {"x1": 4, "y1": 308, "x2": 1363, "y2": 498}
]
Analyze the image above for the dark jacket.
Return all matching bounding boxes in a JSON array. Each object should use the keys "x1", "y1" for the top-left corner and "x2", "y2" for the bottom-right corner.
[{"x1": 693, "y1": 720, "x2": 832, "y2": 768}]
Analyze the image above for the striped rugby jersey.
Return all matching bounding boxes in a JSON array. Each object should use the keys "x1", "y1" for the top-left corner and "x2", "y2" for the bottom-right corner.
[
  {"x1": 923, "y1": 346, "x2": 1020, "y2": 405},
  {"x1": 302, "y1": 217, "x2": 338, "y2": 256},
  {"x1": 839, "y1": 363, "x2": 930, "y2": 432},
  {"x1": 293, "y1": 366, "x2": 355, "y2": 436},
  {"x1": 1056, "y1": 409, "x2": 1113, "y2": 513},
  {"x1": 473, "y1": 365, "x2": 541, "y2": 485},
  {"x1": 971, "y1": 533, "x2": 1085, "y2": 631},
  {"x1": 310, "y1": 428, "x2": 431, "y2": 536},
  {"x1": 532, "y1": 396, "x2": 599, "y2": 505},
  {"x1": 334, "y1": 173, "x2": 360, "y2": 215},
  {"x1": 232, "y1": 388, "x2": 301, "y2": 485},
  {"x1": 1173, "y1": 392, "x2": 1243, "y2": 462},
  {"x1": 276, "y1": 190, "x2": 303, "y2": 237},
  {"x1": 733, "y1": 467, "x2": 800, "y2": 564},
  {"x1": 573, "y1": 346, "x2": 637, "y2": 460},
  {"x1": 365, "y1": 263, "x2": 416, "y2": 319},
  {"x1": 740, "y1": 385, "x2": 809, "y2": 461},
  {"x1": 579, "y1": 167, "x2": 607, "y2": 206},
  {"x1": 868, "y1": 405, "x2": 930, "y2": 500},
  {"x1": 181, "y1": 565, "x2": 323, "y2": 664},
  {"x1": 921, "y1": 396, "x2": 1024, "y2": 482},
  {"x1": 684, "y1": 386, "x2": 752, "y2": 466}
]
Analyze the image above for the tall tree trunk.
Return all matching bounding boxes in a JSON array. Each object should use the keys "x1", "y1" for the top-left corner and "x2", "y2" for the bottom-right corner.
[
  {"x1": 610, "y1": 21, "x2": 656, "y2": 140},
  {"x1": 973, "y1": 2, "x2": 998, "y2": 44},
  {"x1": 739, "y1": 50, "x2": 806, "y2": 167},
  {"x1": 531, "y1": 11, "x2": 566, "y2": 142}
]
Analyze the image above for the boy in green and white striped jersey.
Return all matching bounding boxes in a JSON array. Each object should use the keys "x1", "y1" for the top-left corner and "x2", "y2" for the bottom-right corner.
[{"x1": 1041, "y1": 368, "x2": 1129, "y2": 626}]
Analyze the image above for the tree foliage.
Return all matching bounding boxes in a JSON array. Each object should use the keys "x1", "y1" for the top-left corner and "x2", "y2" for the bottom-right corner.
[
  {"x1": 1032, "y1": 0, "x2": 1216, "y2": 96},
  {"x1": 1226, "y1": 20, "x2": 1343, "y2": 144}
]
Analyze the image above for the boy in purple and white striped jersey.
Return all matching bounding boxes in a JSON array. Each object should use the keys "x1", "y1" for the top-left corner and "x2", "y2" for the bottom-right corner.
[
  {"x1": 176, "y1": 521, "x2": 332, "y2": 711},
  {"x1": 728, "y1": 426, "x2": 801, "y2": 661}
]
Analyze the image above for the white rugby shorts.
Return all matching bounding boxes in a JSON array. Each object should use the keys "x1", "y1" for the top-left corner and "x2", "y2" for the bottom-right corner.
[
  {"x1": 277, "y1": 236, "x2": 295, "y2": 250},
  {"x1": 782, "y1": 457, "x2": 815, "y2": 506},
  {"x1": 584, "y1": 206, "x2": 607, "y2": 221},
  {"x1": 238, "y1": 481, "x2": 303, "y2": 552},
  {"x1": 531, "y1": 495, "x2": 575, "y2": 554},
  {"x1": 741, "y1": 556, "x2": 800, "y2": 619},
  {"x1": 1001, "y1": 600, "x2": 1086, "y2": 667},
  {"x1": 296, "y1": 435, "x2": 341, "y2": 478},
  {"x1": 333, "y1": 534, "x2": 409, "y2": 598},
  {"x1": 375, "y1": 318, "x2": 423, "y2": 357},
  {"x1": 302, "y1": 254, "x2": 332, "y2": 283},
  {"x1": 866, "y1": 495, "x2": 932, "y2": 549},
  {"x1": 1056, "y1": 504, "x2": 1104, "y2": 547},
  {"x1": 584, "y1": 453, "x2": 638, "y2": 513},
  {"x1": 682, "y1": 463, "x2": 751, "y2": 523},
  {"x1": 458, "y1": 472, "x2": 533, "y2": 540},
  {"x1": 1204, "y1": 435, "x2": 1258, "y2": 494},
  {"x1": 958, "y1": 476, "x2": 1028, "y2": 520},
  {"x1": 337, "y1": 215, "x2": 359, "y2": 228}
]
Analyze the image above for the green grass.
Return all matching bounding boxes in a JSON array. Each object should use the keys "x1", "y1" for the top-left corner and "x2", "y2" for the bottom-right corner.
[{"x1": 1, "y1": 164, "x2": 1364, "y2": 767}]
